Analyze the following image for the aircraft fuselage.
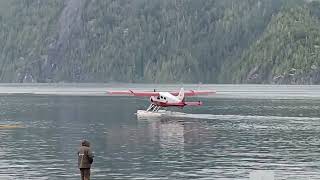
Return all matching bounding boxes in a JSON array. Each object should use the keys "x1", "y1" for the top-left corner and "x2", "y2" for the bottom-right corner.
[{"x1": 150, "y1": 92, "x2": 185, "y2": 107}]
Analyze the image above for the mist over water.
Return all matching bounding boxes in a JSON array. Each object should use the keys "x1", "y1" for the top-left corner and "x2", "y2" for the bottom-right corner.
[{"x1": 0, "y1": 84, "x2": 320, "y2": 179}]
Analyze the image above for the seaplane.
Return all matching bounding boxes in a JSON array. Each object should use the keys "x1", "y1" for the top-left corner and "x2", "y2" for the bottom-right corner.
[{"x1": 108, "y1": 88, "x2": 215, "y2": 118}]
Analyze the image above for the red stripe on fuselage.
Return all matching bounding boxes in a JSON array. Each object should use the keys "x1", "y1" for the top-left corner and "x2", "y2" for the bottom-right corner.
[
  {"x1": 151, "y1": 101, "x2": 202, "y2": 107},
  {"x1": 152, "y1": 101, "x2": 185, "y2": 107}
]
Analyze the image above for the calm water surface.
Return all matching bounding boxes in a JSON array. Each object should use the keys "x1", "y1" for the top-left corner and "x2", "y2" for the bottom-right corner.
[{"x1": 0, "y1": 84, "x2": 320, "y2": 179}]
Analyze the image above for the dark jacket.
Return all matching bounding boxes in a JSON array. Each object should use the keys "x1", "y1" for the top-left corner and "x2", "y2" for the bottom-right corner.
[{"x1": 78, "y1": 140, "x2": 94, "y2": 169}]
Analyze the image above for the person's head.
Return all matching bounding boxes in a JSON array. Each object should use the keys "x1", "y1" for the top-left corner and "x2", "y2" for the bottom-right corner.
[{"x1": 81, "y1": 139, "x2": 90, "y2": 147}]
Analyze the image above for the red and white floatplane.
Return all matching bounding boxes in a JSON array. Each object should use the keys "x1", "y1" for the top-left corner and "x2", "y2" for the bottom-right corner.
[{"x1": 108, "y1": 88, "x2": 215, "y2": 118}]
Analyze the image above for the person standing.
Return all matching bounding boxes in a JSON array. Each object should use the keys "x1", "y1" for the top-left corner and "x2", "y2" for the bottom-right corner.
[{"x1": 78, "y1": 140, "x2": 94, "y2": 180}]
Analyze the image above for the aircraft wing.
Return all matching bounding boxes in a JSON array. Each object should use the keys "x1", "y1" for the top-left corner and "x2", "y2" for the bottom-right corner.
[
  {"x1": 107, "y1": 90, "x2": 160, "y2": 97},
  {"x1": 170, "y1": 90, "x2": 215, "y2": 96}
]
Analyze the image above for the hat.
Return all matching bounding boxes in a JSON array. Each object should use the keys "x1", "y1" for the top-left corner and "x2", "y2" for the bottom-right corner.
[{"x1": 81, "y1": 139, "x2": 90, "y2": 147}]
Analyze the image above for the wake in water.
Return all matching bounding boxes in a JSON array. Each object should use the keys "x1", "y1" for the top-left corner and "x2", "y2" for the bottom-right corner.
[
  {"x1": 175, "y1": 113, "x2": 320, "y2": 121},
  {"x1": 137, "y1": 110, "x2": 320, "y2": 121}
]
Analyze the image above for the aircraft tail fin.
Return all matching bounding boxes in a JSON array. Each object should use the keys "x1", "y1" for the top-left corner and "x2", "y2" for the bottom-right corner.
[{"x1": 177, "y1": 88, "x2": 185, "y2": 101}]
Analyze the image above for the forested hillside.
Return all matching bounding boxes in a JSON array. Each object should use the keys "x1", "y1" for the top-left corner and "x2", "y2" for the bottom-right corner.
[
  {"x1": 230, "y1": 0, "x2": 320, "y2": 84},
  {"x1": 0, "y1": 0, "x2": 319, "y2": 84}
]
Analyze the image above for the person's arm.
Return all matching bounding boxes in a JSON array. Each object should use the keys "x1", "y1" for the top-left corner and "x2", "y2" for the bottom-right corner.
[{"x1": 88, "y1": 149, "x2": 94, "y2": 164}]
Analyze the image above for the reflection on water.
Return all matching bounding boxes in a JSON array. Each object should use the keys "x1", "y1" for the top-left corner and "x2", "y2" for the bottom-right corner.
[
  {"x1": 0, "y1": 94, "x2": 320, "y2": 179},
  {"x1": 147, "y1": 119, "x2": 185, "y2": 151}
]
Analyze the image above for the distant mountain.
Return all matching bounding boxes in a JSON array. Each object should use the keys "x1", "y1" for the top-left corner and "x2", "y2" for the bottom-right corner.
[
  {"x1": 229, "y1": 0, "x2": 320, "y2": 84},
  {"x1": 0, "y1": 0, "x2": 319, "y2": 84}
]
